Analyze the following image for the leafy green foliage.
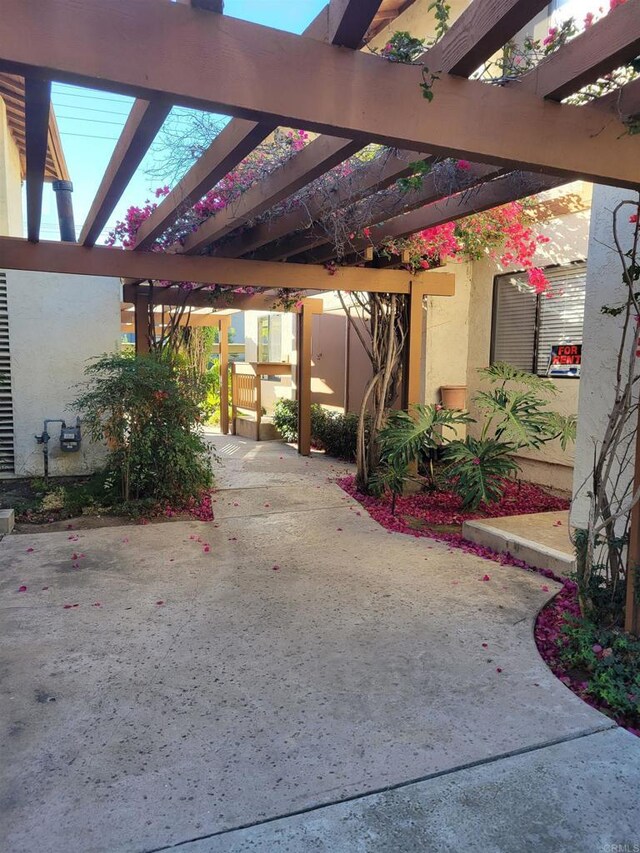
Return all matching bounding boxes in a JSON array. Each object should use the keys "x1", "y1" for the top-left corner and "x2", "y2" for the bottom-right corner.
[
  {"x1": 272, "y1": 399, "x2": 364, "y2": 462},
  {"x1": 558, "y1": 617, "x2": 640, "y2": 725},
  {"x1": 476, "y1": 362, "x2": 576, "y2": 450},
  {"x1": 369, "y1": 458, "x2": 408, "y2": 516},
  {"x1": 378, "y1": 404, "x2": 471, "y2": 474},
  {"x1": 74, "y1": 352, "x2": 213, "y2": 506},
  {"x1": 443, "y1": 437, "x2": 520, "y2": 510}
]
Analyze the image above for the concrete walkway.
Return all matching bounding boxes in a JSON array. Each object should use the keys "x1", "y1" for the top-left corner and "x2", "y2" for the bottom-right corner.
[{"x1": 1, "y1": 435, "x2": 639, "y2": 853}]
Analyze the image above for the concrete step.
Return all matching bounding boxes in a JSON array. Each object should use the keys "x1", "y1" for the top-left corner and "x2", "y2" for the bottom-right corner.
[{"x1": 462, "y1": 511, "x2": 575, "y2": 577}]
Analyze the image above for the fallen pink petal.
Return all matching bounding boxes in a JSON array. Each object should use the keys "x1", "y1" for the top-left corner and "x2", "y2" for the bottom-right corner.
[{"x1": 18, "y1": 585, "x2": 27, "y2": 593}]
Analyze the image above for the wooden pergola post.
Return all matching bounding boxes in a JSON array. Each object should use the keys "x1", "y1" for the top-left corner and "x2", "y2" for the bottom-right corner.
[
  {"x1": 404, "y1": 280, "x2": 427, "y2": 409},
  {"x1": 218, "y1": 315, "x2": 230, "y2": 435},
  {"x1": 134, "y1": 287, "x2": 150, "y2": 355},
  {"x1": 297, "y1": 300, "x2": 314, "y2": 456}
]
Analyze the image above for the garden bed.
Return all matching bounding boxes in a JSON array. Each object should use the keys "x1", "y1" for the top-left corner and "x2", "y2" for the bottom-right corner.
[
  {"x1": 339, "y1": 475, "x2": 640, "y2": 736},
  {"x1": 0, "y1": 476, "x2": 214, "y2": 530}
]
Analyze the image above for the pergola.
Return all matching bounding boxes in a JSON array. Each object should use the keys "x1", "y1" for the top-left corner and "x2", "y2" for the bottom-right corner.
[{"x1": 0, "y1": 0, "x2": 639, "y2": 615}]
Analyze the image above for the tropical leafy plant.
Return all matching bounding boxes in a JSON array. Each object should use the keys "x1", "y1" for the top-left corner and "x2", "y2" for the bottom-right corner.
[
  {"x1": 443, "y1": 436, "x2": 520, "y2": 510},
  {"x1": 476, "y1": 362, "x2": 576, "y2": 450},
  {"x1": 378, "y1": 404, "x2": 471, "y2": 487},
  {"x1": 369, "y1": 457, "x2": 408, "y2": 515}
]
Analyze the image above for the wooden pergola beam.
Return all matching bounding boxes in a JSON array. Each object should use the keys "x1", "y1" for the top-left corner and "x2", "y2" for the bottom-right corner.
[
  {"x1": 0, "y1": 235, "x2": 430, "y2": 294},
  {"x1": 522, "y1": 0, "x2": 640, "y2": 102},
  {"x1": 2, "y1": 1, "x2": 638, "y2": 188},
  {"x1": 24, "y1": 78, "x2": 51, "y2": 242},
  {"x1": 219, "y1": 149, "x2": 428, "y2": 259},
  {"x1": 264, "y1": 162, "x2": 503, "y2": 262},
  {"x1": 79, "y1": 100, "x2": 171, "y2": 246},
  {"x1": 133, "y1": 0, "x2": 383, "y2": 251},
  {"x1": 196, "y1": 0, "x2": 550, "y2": 259},
  {"x1": 426, "y1": 0, "x2": 551, "y2": 78},
  {"x1": 182, "y1": 136, "x2": 363, "y2": 254},
  {"x1": 79, "y1": 0, "x2": 224, "y2": 248},
  {"x1": 310, "y1": 172, "x2": 567, "y2": 262}
]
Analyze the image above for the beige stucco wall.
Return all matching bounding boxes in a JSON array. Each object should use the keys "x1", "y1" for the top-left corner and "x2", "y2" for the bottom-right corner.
[
  {"x1": 4, "y1": 269, "x2": 122, "y2": 478},
  {"x1": 0, "y1": 97, "x2": 23, "y2": 237},
  {"x1": 461, "y1": 202, "x2": 591, "y2": 491}
]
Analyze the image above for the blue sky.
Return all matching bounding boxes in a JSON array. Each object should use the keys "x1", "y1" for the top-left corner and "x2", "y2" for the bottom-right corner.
[{"x1": 35, "y1": 1, "x2": 326, "y2": 244}]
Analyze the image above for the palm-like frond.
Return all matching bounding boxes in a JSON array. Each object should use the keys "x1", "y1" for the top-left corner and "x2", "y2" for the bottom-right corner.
[
  {"x1": 379, "y1": 404, "x2": 472, "y2": 467},
  {"x1": 479, "y1": 362, "x2": 557, "y2": 396},
  {"x1": 475, "y1": 388, "x2": 555, "y2": 449}
]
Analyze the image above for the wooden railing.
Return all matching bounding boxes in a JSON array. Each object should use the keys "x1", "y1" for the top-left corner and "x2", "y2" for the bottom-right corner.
[{"x1": 231, "y1": 362, "x2": 293, "y2": 437}]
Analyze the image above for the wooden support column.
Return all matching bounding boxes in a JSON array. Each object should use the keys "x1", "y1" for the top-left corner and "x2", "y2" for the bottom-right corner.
[
  {"x1": 295, "y1": 298, "x2": 324, "y2": 456},
  {"x1": 625, "y1": 407, "x2": 640, "y2": 634},
  {"x1": 404, "y1": 280, "x2": 428, "y2": 410},
  {"x1": 134, "y1": 288, "x2": 150, "y2": 355},
  {"x1": 297, "y1": 301, "x2": 314, "y2": 456},
  {"x1": 218, "y1": 315, "x2": 230, "y2": 435}
]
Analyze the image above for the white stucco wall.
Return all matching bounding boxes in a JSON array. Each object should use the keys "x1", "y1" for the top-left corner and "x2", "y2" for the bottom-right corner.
[
  {"x1": 4, "y1": 269, "x2": 121, "y2": 478},
  {"x1": 571, "y1": 185, "x2": 640, "y2": 528}
]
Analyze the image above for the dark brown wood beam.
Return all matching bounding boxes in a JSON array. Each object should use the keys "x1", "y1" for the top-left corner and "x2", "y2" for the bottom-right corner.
[
  {"x1": 192, "y1": 0, "x2": 550, "y2": 258},
  {"x1": 1, "y1": 0, "x2": 638, "y2": 188},
  {"x1": 263, "y1": 162, "x2": 503, "y2": 262},
  {"x1": 24, "y1": 78, "x2": 51, "y2": 242},
  {"x1": 306, "y1": 172, "x2": 568, "y2": 263},
  {"x1": 134, "y1": 0, "x2": 384, "y2": 251},
  {"x1": 79, "y1": 100, "x2": 170, "y2": 246},
  {"x1": 182, "y1": 136, "x2": 363, "y2": 254},
  {"x1": 218, "y1": 149, "x2": 429, "y2": 258},
  {"x1": 521, "y1": 0, "x2": 640, "y2": 102},
  {"x1": 426, "y1": 0, "x2": 550, "y2": 78}
]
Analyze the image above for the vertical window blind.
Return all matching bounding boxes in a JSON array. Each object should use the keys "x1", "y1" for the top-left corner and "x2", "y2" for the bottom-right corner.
[{"x1": 491, "y1": 264, "x2": 586, "y2": 377}]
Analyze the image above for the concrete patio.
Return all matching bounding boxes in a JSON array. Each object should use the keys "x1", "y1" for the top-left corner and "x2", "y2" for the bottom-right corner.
[{"x1": 1, "y1": 435, "x2": 639, "y2": 853}]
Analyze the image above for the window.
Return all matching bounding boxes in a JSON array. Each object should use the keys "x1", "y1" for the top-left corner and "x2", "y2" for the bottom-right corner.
[
  {"x1": 257, "y1": 314, "x2": 282, "y2": 363},
  {"x1": 491, "y1": 264, "x2": 586, "y2": 377}
]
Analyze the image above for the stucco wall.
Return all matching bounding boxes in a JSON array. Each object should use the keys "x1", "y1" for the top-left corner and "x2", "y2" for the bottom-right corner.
[
  {"x1": 0, "y1": 98, "x2": 23, "y2": 238},
  {"x1": 463, "y1": 203, "x2": 591, "y2": 491},
  {"x1": 571, "y1": 185, "x2": 640, "y2": 527},
  {"x1": 424, "y1": 260, "x2": 471, "y2": 405},
  {"x1": 4, "y1": 269, "x2": 121, "y2": 478}
]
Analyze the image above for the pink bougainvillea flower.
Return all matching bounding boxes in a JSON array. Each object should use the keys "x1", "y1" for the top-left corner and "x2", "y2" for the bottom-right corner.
[
  {"x1": 18, "y1": 585, "x2": 27, "y2": 593},
  {"x1": 272, "y1": 565, "x2": 280, "y2": 571},
  {"x1": 630, "y1": 213, "x2": 638, "y2": 224},
  {"x1": 481, "y1": 574, "x2": 491, "y2": 581},
  {"x1": 456, "y1": 159, "x2": 471, "y2": 170},
  {"x1": 496, "y1": 667, "x2": 503, "y2": 673},
  {"x1": 203, "y1": 545, "x2": 210, "y2": 553},
  {"x1": 233, "y1": 502, "x2": 239, "y2": 507},
  {"x1": 482, "y1": 642, "x2": 488, "y2": 648},
  {"x1": 122, "y1": 537, "x2": 129, "y2": 544},
  {"x1": 592, "y1": 643, "x2": 603, "y2": 654},
  {"x1": 541, "y1": 585, "x2": 550, "y2": 592},
  {"x1": 71, "y1": 553, "x2": 78, "y2": 560},
  {"x1": 26, "y1": 547, "x2": 34, "y2": 553}
]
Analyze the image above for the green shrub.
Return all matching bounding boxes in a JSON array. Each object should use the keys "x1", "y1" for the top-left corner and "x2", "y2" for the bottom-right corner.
[
  {"x1": 74, "y1": 352, "x2": 213, "y2": 506},
  {"x1": 442, "y1": 436, "x2": 520, "y2": 509},
  {"x1": 558, "y1": 617, "x2": 640, "y2": 725},
  {"x1": 272, "y1": 399, "x2": 363, "y2": 462}
]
